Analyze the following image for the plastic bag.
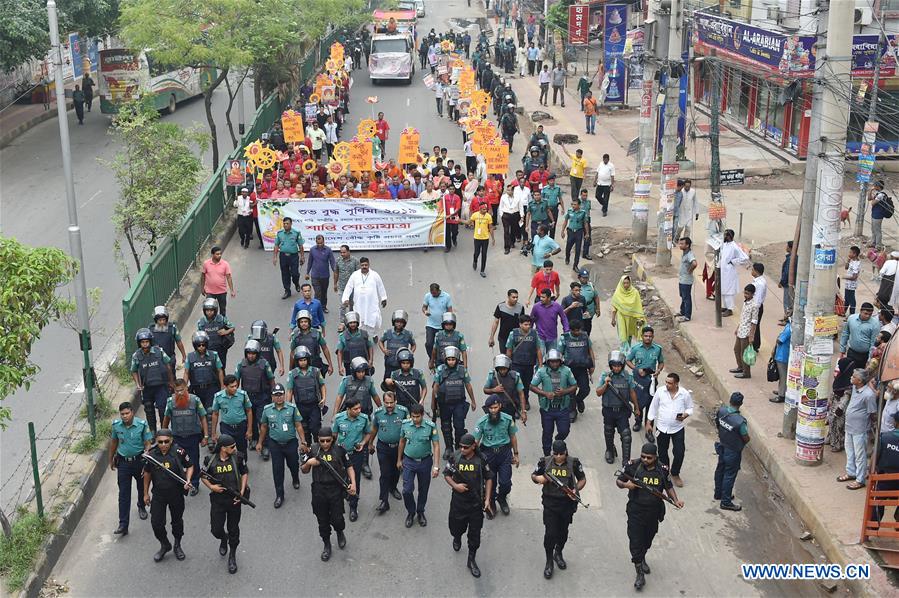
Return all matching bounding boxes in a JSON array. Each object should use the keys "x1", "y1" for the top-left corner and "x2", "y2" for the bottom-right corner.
[{"x1": 742, "y1": 344, "x2": 757, "y2": 367}]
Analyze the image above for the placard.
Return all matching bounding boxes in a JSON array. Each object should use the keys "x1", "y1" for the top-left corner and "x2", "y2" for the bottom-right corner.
[
  {"x1": 281, "y1": 110, "x2": 304, "y2": 143},
  {"x1": 484, "y1": 141, "x2": 510, "y2": 174},
  {"x1": 398, "y1": 129, "x2": 421, "y2": 164},
  {"x1": 720, "y1": 168, "x2": 745, "y2": 186},
  {"x1": 349, "y1": 141, "x2": 373, "y2": 171}
]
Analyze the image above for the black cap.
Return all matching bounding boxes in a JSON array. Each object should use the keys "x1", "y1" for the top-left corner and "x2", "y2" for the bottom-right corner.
[
  {"x1": 484, "y1": 395, "x2": 503, "y2": 407},
  {"x1": 641, "y1": 443, "x2": 658, "y2": 456},
  {"x1": 217, "y1": 434, "x2": 236, "y2": 448},
  {"x1": 459, "y1": 433, "x2": 476, "y2": 447},
  {"x1": 730, "y1": 392, "x2": 744, "y2": 406},
  {"x1": 318, "y1": 426, "x2": 333, "y2": 438},
  {"x1": 551, "y1": 439, "x2": 567, "y2": 454},
  {"x1": 272, "y1": 383, "x2": 286, "y2": 395}
]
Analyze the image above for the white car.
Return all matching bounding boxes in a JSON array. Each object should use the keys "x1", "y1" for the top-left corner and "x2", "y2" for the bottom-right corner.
[
  {"x1": 415, "y1": 0, "x2": 425, "y2": 17},
  {"x1": 397, "y1": 1, "x2": 415, "y2": 11}
]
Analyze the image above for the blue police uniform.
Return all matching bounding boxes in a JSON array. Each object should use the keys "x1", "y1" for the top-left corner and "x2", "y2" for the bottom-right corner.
[
  {"x1": 714, "y1": 405, "x2": 748, "y2": 508},
  {"x1": 400, "y1": 417, "x2": 440, "y2": 516},
  {"x1": 333, "y1": 410, "x2": 372, "y2": 510},
  {"x1": 473, "y1": 410, "x2": 517, "y2": 509},
  {"x1": 111, "y1": 416, "x2": 152, "y2": 530},
  {"x1": 372, "y1": 404, "x2": 409, "y2": 504}
]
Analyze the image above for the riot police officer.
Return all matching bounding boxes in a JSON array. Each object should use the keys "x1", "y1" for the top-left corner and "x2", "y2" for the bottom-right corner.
[
  {"x1": 371, "y1": 392, "x2": 409, "y2": 514},
  {"x1": 257, "y1": 383, "x2": 305, "y2": 508},
  {"x1": 235, "y1": 340, "x2": 275, "y2": 459},
  {"x1": 532, "y1": 439, "x2": 586, "y2": 579},
  {"x1": 197, "y1": 298, "x2": 235, "y2": 369},
  {"x1": 714, "y1": 392, "x2": 750, "y2": 512},
  {"x1": 131, "y1": 327, "x2": 175, "y2": 433},
  {"x1": 432, "y1": 346, "x2": 477, "y2": 458},
  {"x1": 202, "y1": 434, "x2": 248, "y2": 574},
  {"x1": 210, "y1": 375, "x2": 253, "y2": 456},
  {"x1": 378, "y1": 310, "x2": 416, "y2": 382},
  {"x1": 444, "y1": 433, "x2": 494, "y2": 578},
  {"x1": 616, "y1": 443, "x2": 684, "y2": 590},
  {"x1": 474, "y1": 395, "x2": 519, "y2": 517},
  {"x1": 162, "y1": 379, "x2": 208, "y2": 495},
  {"x1": 183, "y1": 331, "x2": 224, "y2": 443},
  {"x1": 383, "y1": 348, "x2": 427, "y2": 412},
  {"x1": 506, "y1": 315, "x2": 544, "y2": 411},
  {"x1": 142, "y1": 429, "x2": 193, "y2": 561},
  {"x1": 149, "y1": 306, "x2": 186, "y2": 378},
  {"x1": 429, "y1": 312, "x2": 468, "y2": 371},
  {"x1": 482, "y1": 354, "x2": 527, "y2": 424},
  {"x1": 596, "y1": 351, "x2": 640, "y2": 464},
  {"x1": 336, "y1": 311, "x2": 374, "y2": 376},
  {"x1": 249, "y1": 319, "x2": 285, "y2": 377},
  {"x1": 530, "y1": 350, "x2": 577, "y2": 456},
  {"x1": 559, "y1": 319, "x2": 595, "y2": 422},
  {"x1": 332, "y1": 398, "x2": 373, "y2": 522},
  {"x1": 874, "y1": 411, "x2": 899, "y2": 522},
  {"x1": 336, "y1": 357, "x2": 380, "y2": 479},
  {"x1": 301, "y1": 426, "x2": 357, "y2": 561},
  {"x1": 289, "y1": 310, "x2": 334, "y2": 374},
  {"x1": 286, "y1": 346, "x2": 327, "y2": 445}
]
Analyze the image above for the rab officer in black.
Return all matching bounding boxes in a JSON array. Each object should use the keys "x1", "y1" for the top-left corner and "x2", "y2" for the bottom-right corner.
[
  {"x1": 616, "y1": 443, "x2": 684, "y2": 590},
  {"x1": 714, "y1": 392, "x2": 750, "y2": 512},
  {"x1": 301, "y1": 426, "x2": 357, "y2": 562},
  {"x1": 444, "y1": 433, "x2": 494, "y2": 578},
  {"x1": 531, "y1": 439, "x2": 586, "y2": 579},
  {"x1": 202, "y1": 434, "x2": 249, "y2": 574},
  {"x1": 142, "y1": 429, "x2": 193, "y2": 562}
]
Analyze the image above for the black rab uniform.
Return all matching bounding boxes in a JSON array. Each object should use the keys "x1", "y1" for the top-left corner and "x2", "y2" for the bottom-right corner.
[
  {"x1": 533, "y1": 445, "x2": 586, "y2": 579},
  {"x1": 444, "y1": 436, "x2": 494, "y2": 578},
  {"x1": 204, "y1": 439, "x2": 248, "y2": 574},
  {"x1": 302, "y1": 432, "x2": 352, "y2": 561},
  {"x1": 143, "y1": 438, "x2": 192, "y2": 560}
]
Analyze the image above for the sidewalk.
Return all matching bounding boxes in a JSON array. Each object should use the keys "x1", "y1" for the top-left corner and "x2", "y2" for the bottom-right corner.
[{"x1": 0, "y1": 81, "x2": 77, "y2": 148}]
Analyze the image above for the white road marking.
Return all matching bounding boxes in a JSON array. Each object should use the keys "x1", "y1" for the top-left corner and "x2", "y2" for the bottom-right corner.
[{"x1": 79, "y1": 189, "x2": 102, "y2": 209}]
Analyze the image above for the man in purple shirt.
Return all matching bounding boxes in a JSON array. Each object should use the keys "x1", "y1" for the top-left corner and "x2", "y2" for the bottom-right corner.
[
  {"x1": 306, "y1": 235, "x2": 337, "y2": 312},
  {"x1": 530, "y1": 289, "x2": 569, "y2": 350}
]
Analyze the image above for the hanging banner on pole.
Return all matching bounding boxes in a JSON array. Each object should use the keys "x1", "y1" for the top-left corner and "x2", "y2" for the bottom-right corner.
[
  {"x1": 856, "y1": 121, "x2": 878, "y2": 183},
  {"x1": 568, "y1": 5, "x2": 589, "y2": 45},
  {"x1": 603, "y1": 4, "x2": 628, "y2": 104}
]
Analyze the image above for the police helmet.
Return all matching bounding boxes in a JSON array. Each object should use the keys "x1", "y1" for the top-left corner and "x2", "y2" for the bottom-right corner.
[
  {"x1": 272, "y1": 383, "x2": 286, "y2": 395},
  {"x1": 391, "y1": 309, "x2": 409, "y2": 324},
  {"x1": 494, "y1": 354, "x2": 512, "y2": 369},
  {"x1": 244, "y1": 340, "x2": 261, "y2": 356},
  {"x1": 191, "y1": 331, "x2": 210, "y2": 348},
  {"x1": 529, "y1": 146, "x2": 539, "y2": 154},
  {"x1": 135, "y1": 327, "x2": 153, "y2": 343},
  {"x1": 350, "y1": 356, "x2": 369, "y2": 373},
  {"x1": 443, "y1": 346, "x2": 461, "y2": 360},
  {"x1": 441, "y1": 312, "x2": 457, "y2": 326},
  {"x1": 202, "y1": 297, "x2": 219, "y2": 313},
  {"x1": 345, "y1": 311, "x2": 360, "y2": 325},
  {"x1": 293, "y1": 346, "x2": 312, "y2": 361},
  {"x1": 545, "y1": 349, "x2": 563, "y2": 363},
  {"x1": 608, "y1": 350, "x2": 625, "y2": 367},
  {"x1": 396, "y1": 348, "x2": 414, "y2": 364},
  {"x1": 250, "y1": 320, "x2": 268, "y2": 340},
  {"x1": 153, "y1": 305, "x2": 169, "y2": 321},
  {"x1": 505, "y1": 103, "x2": 516, "y2": 111}
]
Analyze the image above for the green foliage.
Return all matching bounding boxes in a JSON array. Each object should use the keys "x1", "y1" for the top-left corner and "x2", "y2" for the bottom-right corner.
[
  {"x1": 0, "y1": 511, "x2": 54, "y2": 591},
  {"x1": 546, "y1": 0, "x2": 575, "y2": 35},
  {"x1": 103, "y1": 97, "x2": 207, "y2": 279},
  {"x1": 0, "y1": 238, "x2": 77, "y2": 428},
  {"x1": 108, "y1": 353, "x2": 133, "y2": 387},
  {"x1": 71, "y1": 420, "x2": 113, "y2": 454},
  {"x1": 78, "y1": 392, "x2": 113, "y2": 420}
]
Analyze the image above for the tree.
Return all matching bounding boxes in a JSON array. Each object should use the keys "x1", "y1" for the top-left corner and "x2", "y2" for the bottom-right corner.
[
  {"x1": 104, "y1": 98, "x2": 207, "y2": 283},
  {"x1": 0, "y1": 237, "x2": 77, "y2": 429}
]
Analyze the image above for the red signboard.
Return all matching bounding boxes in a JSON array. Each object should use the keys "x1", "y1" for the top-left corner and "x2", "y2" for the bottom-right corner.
[{"x1": 569, "y1": 5, "x2": 589, "y2": 45}]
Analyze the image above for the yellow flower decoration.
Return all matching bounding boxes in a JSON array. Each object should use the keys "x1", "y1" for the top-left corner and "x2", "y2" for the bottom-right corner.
[
  {"x1": 332, "y1": 141, "x2": 352, "y2": 162},
  {"x1": 302, "y1": 159, "x2": 317, "y2": 174},
  {"x1": 357, "y1": 119, "x2": 377, "y2": 140},
  {"x1": 252, "y1": 147, "x2": 277, "y2": 170}
]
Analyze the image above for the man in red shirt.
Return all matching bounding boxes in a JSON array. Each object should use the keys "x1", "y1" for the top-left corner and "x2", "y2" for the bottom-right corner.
[
  {"x1": 527, "y1": 260, "x2": 561, "y2": 305},
  {"x1": 201, "y1": 246, "x2": 235, "y2": 315},
  {"x1": 375, "y1": 111, "x2": 390, "y2": 160},
  {"x1": 484, "y1": 174, "x2": 503, "y2": 222},
  {"x1": 528, "y1": 164, "x2": 550, "y2": 191},
  {"x1": 396, "y1": 179, "x2": 418, "y2": 199},
  {"x1": 443, "y1": 187, "x2": 462, "y2": 253}
]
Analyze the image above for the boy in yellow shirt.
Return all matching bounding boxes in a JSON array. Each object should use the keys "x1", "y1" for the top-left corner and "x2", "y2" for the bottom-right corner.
[
  {"x1": 469, "y1": 202, "x2": 496, "y2": 278},
  {"x1": 568, "y1": 148, "x2": 587, "y2": 201}
]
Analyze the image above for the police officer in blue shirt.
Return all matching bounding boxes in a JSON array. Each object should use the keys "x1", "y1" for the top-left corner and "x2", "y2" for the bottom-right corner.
[
  {"x1": 272, "y1": 217, "x2": 305, "y2": 299},
  {"x1": 235, "y1": 340, "x2": 275, "y2": 459},
  {"x1": 626, "y1": 326, "x2": 664, "y2": 431},
  {"x1": 257, "y1": 383, "x2": 305, "y2": 508},
  {"x1": 473, "y1": 395, "x2": 519, "y2": 517},
  {"x1": 131, "y1": 328, "x2": 175, "y2": 433},
  {"x1": 397, "y1": 403, "x2": 441, "y2": 527},
  {"x1": 371, "y1": 392, "x2": 409, "y2": 514},
  {"x1": 333, "y1": 397, "x2": 374, "y2": 522},
  {"x1": 210, "y1": 375, "x2": 253, "y2": 457},
  {"x1": 109, "y1": 402, "x2": 153, "y2": 535},
  {"x1": 714, "y1": 392, "x2": 750, "y2": 512}
]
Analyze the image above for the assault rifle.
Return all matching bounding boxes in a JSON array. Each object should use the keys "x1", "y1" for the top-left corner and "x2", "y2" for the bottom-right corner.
[
  {"x1": 445, "y1": 454, "x2": 493, "y2": 516},
  {"x1": 312, "y1": 449, "x2": 352, "y2": 492},
  {"x1": 201, "y1": 456, "x2": 256, "y2": 508},
  {"x1": 544, "y1": 468, "x2": 589, "y2": 509},
  {"x1": 142, "y1": 451, "x2": 192, "y2": 495},
  {"x1": 615, "y1": 470, "x2": 682, "y2": 509}
]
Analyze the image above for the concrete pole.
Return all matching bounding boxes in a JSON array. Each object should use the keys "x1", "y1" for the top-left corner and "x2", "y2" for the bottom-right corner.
[
  {"x1": 655, "y1": 0, "x2": 682, "y2": 267},
  {"x1": 853, "y1": 31, "x2": 882, "y2": 238},
  {"x1": 237, "y1": 73, "x2": 246, "y2": 138},
  {"x1": 795, "y1": 0, "x2": 854, "y2": 465},
  {"x1": 631, "y1": 0, "x2": 658, "y2": 244}
]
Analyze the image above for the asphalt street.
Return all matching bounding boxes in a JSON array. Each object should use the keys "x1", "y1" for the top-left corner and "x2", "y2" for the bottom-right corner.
[
  {"x1": 0, "y1": 75, "x2": 256, "y2": 510},
  {"x1": 50, "y1": 2, "x2": 827, "y2": 596}
]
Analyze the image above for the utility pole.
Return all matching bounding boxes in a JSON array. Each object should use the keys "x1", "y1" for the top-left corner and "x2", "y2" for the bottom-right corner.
[
  {"x1": 656, "y1": 0, "x2": 682, "y2": 267},
  {"x1": 47, "y1": 0, "x2": 97, "y2": 436},
  {"x1": 708, "y1": 56, "x2": 723, "y2": 329},
  {"x1": 631, "y1": 0, "x2": 658, "y2": 243},
  {"x1": 854, "y1": 30, "x2": 883, "y2": 237},
  {"x1": 237, "y1": 73, "x2": 246, "y2": 138},
  {"x1": 795, "y1": 0, "x2": 854, "y2": 465}
]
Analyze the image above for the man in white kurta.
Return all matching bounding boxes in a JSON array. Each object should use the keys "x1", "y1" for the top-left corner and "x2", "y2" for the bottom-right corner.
[
  {"x1": 720, "y1": 229, "x2": 748, "y2": 315},
  {"x1": 341, "y1": 258, "x2": 388, "y2": 337},
  {"x1": 674, "y1": 179, "x2": 698, "y2": 238}
]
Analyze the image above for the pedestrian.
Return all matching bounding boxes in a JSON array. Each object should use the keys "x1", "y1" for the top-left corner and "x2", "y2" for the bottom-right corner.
[
  {"x1": 551, "y1": 62, "x2": 566, "y2": 106},
  {"x1": 610, "y1": 275, "x2": 645, "y2": 352},
  {"x1": 235, "y1": 340, "x2": 275, "y2": 458},
  {"x1": 73, "y1": 84, "x2": 85, "y2": 124},
  {"x1": 507, "y1": 314, "x2": 544, "y2": 412},
  {"x1": 530, "y1": 289, "x2": 569, "y2": 350},
  {"x1": 302, "y1": 426, "x2": 355, "y2": 561},
  {"x1": 867, "y1": 181, "x2": 890, "y2": 248},
  {"x1": 149, "y1": 306, "x2": 186, "y2": 379},
  {"x1": 442, "y1": 185, "x2": 463, "y2": 252},
  {"x1": 778, "y1": 241, "x2": 795, "y2": 323},
  {"x1": 444, "y1": 433, "x2": 494, "y2": 578},
  {"x1": 131, "y1": 328, "x2": 175, "y2": 433},
  {"x1": 82, "y1": 72, "x2": 95, "y2": 111},
  {"x1": 647, "y1": 372, "x2": 693, "y2": 487},
  {"x1": 677, "y1": 237, "x2": 697, "y2": 322},
  {"x1": 142, "y1": 428, "x2": 193, "y2": 562},
  {"x1": 626, "y1": 325, "x2": 664, "y2": 431},
  {"x1": 538, "y1": 64, "x2": 551, "y2": 105},
  {"x1": 396, "y1": 402, "x2": 441, "y2": 526},
  {"x1": 719, "y1": 229, "x2": 749, "y2": 316},
  {"x1": 838, "y1": 369, "x2": 877, "y2": 490},
  {"x1": 370, "y1": 392, "x2": 409, "y2": 515},
  {"x1": 334, "y1": 245, "x2": 360, "y2": 329},
  {"x1": 341, "y1": 257, "x2": 388, "y2": 339},
  {"x1": 473, "y1": 395, "x2": 519, "y2": 517},
  {"x1": 878, "y1": 252, "x2": 899, "y2": 309},
  {"x1": 750, "y1": 263, "x2": 767, "y2": 352},
  {"x1": 489, "y1": 289, "x2": 526, "y2": 351},
  {"x1": 674, "y1": 179, "x2": 698, "y2": 238},
  {"x1": 430, "y1": 312, "x2": 469, "y2": 370},
  {"x1": 844, "y1": 245, "x2": 861, "y2": 316},
  {"x1": 529, "y1": 224, "x2": 562, "y2": 274},
  {"x1": 323, "y1": 115, "x2": 339, "y2": 160},
  {"x1": 434, "y1": 76, "x2": 445, "y2": 117},
  {"x1": 714, "y1": 392, "x2": 750, "y2": 511},
  {"x1": 202, "y1": 246, "x2": 235, "y2": 315},
  {"x1": 202, "y1": 434, "x2": 248, "y2": 574},
  {"x1": 332, "y1": 397, "x2": 373, "y2": 522},
  {"x1": 470, "y1": 202, "x2": 495, "y2": 277},
  {"x1": 257, "y1": 383, "x2": 305, "y2": 508},
  {"x1": 336, "y1": 314, "x2": 374, "y2": 377},
  {"x1": 375, "y1": 112, "x2": 390, "y2": 160},
  {"x1": 422, "y1": 283, "x2": 453, "y2": 359},
  {"x1": 161, "y1": 380, "x2": 208, "y2": 495},
  {"x1": 559, "y1": 319, "x2": 594, "y2": 422},
  {"x1": 560, "y1": 281, "x2": 592, "y2": 339},
  {"x1": 526, "y1": 42, "x2": 537, "y2": 75},
  {"x1": 306, "y1": 235, "x2": 337, "y2": 313},
  {"x1": 234, "y1": 188, "x2": 255, "y2": 248},
  {"x1": 616, "y1": 443, "x2": 684, "y2": 590},
  {"x1": 594, "y1": 154, "x2": 615, "y2": 217},
  {"x1": 536, "y1": 43, "x2": 546, "y2": 73},
  {"x1": 532, "y1": 439, "x2": 586, "y2": 579},
  {"x1": 210, "y1": 375, "x2": 253, "y2": 457},
  {"x1": 272, "y1": 218, "x2": 305, "y2": 300},
  {"x1": 110, "y1": 402, "x2": 153, "y2": 535},
  {"x1": 561, "y1": 198, "x2": 587, "y2": 271},
  {"x1": 596, "y1": 350, "x2": 639, "y2": 464},
  {"x1": 577, "y1": 75, "x2": 592, "y2": 112},
  {"x1": 568, "y1": 148, "x2": 587, "y2": 200},
  {"x1": 731, "y1": 284, "x2": 759, "y2": 379},
  {"x1": 530, "y1": 349, "x2": 577, "y2": 456},
  {"x1": 771, "y1": 319, "x2": 791, "y2": 403},
  {"x1": 499, "y1": 182, "x2": 525, "y2": 253}
]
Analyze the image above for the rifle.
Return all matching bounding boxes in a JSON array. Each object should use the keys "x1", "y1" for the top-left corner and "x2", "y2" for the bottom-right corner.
[
  {"x1": 544, "y1": 468, "x2": 589, "y2": 509},
  {"x1": 312, "y1": 449, "x2": 352, "y2": 492},
  {"x1": 445, "y1": 455, "x2": 492, "y2": 516},
  {"x1": 142, "y1": 450, "x2": 192, "y2": 494},
  {"x1": 615, "y1": 470, "x2": 682, "y2": 509},
  {"x1": 201, "y1": 456, "x2": 256, "y2": 508}
]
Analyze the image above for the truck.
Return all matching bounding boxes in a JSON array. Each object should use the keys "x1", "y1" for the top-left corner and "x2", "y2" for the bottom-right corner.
[{"x1": 368, "y1": 10, "x2": 416, "y2": 85}]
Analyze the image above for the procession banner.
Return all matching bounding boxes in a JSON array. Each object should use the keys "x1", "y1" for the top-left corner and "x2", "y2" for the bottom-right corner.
[
  {"x1": 257, "y1": 199, "x2": 444, "y2": 250},
  {"x1": 281, "y1": 110, "x2": 304, "y2": 143}
]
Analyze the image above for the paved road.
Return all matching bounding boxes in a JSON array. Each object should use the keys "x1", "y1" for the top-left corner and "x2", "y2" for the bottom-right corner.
[
  {"x1": 50, "y1": 3, "x2": 826, "y2": 596},
  {"x1": 0, "y1": 77, "x2": 256, "y2": 510}
]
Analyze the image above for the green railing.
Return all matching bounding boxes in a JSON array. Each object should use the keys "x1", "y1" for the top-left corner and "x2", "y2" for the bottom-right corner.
[{"x1": 122, "y1": 32, "x2": 340, "y2": 354}]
